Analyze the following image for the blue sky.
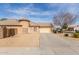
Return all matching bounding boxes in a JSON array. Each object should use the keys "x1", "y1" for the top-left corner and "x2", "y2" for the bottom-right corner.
[{"x1": 0, "y1": 3, "x2": 79, "y2": 23}]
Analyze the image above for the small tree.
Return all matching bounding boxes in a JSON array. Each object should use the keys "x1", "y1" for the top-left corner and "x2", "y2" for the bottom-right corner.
[
  {"x1": 53, "y1": 12, "x2": 77, "y2": 27},
  {"x1": 62, "y1": 23, "x2": 68, "y2": 29}
]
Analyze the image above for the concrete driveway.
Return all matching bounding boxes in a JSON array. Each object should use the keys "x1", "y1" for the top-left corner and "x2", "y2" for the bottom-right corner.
[
  {"x1": 40, "y1": 33, "x2": 79, "y2": 55},
  {"x1": 0, "y1": 33, "x2": 79, "y2": 55}
]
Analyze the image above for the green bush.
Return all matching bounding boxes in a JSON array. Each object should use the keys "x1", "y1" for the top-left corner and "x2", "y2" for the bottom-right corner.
[
  {"x1": 73, "y1": 33, "x2": 79, "y2": 38},
  {"x1": 53, "y1": 30, "x2": 57, "y2": 33},
  {"x1": 75, "y1": 30, "x2": 79, "y2": 33},
  {"x1": 58, "y1": 29, "x2": 63, "y2": 33},
  {"x1": 53, "y1": 28, "x2": 63, "y2": 33},
  {"x1": 62, "y1": 23, "x2": 68, "y2": 29}
]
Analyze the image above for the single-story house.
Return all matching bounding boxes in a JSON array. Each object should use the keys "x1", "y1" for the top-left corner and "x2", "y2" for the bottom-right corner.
[
  {"x1": 68, "y1": 24, "x2": 79, "y2": 31},
  {"x1": 0, "y1": 18, "x2": 53, "y2": 38}
]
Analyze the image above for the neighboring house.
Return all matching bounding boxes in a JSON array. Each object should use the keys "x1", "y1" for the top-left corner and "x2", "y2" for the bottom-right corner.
[
  {"x1": 0, "y1": 18, "x2": 53, "y2": 38},
  {"x1": 68, "y1": 24, "x2": 79, "y2": 31},
  {"x1": 74, "y1": 25, "x2": 79, "y2": 31}
]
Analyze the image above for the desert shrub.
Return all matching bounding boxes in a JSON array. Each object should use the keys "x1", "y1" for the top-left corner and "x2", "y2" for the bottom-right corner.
[
  {"x1": 53, "y1": 30, "x2": 57, "y2": 33},
  {"x1": 58, "y1": 29, "x2": 63, "y2": 33},
  {"x1": 73, "y1": 33, "x2": 79, "y2": 38},
  {"x1": 75, "y1": 30, "x2": 79, "y2": 33},
  {"x1": 64, "y1": 33, "x2": 69, "y2": 37},
  {"x1": 62, "y1": 23, "x2": 68, "y2": 29}
]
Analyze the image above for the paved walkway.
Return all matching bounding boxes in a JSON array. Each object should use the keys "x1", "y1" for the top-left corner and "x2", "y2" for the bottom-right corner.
[{"x1": 0, "y1": 33, "x2": 79, "y2": 55}]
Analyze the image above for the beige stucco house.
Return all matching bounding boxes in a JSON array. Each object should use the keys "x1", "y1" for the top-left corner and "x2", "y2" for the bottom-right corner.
[{"x1": 0, "y1": 18, "x2": 53, "y2": 38}]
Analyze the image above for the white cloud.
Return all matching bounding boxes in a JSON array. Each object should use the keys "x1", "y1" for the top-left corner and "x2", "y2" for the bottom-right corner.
[
  {"x1": 5, "y1": 3, "x2": 79, "y2": 22},
  {"x1": 48, "y1": 3, "x2": 79, "y2": 15},
  {"x1": 7, "y1": 7, "x2": 54, "y2": 17},
  {"x1": 5, "y1": 3, "x2": 56, "y2": 18}
]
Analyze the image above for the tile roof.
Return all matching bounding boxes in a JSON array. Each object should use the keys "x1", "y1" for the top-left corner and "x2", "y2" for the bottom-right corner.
[
  {"x1": 30, "y1": 22, "x2": 39, "y2": 27},
  {"x1": 0, "y1": 20, "x2": 20, "y2": 25},
  {"x1": 0, "y1": 19, "x2": 52, "y2": 27},
  {"x1": 30, "y1": 22, "x2": 52, "y2": 27},
  {"x1": 19, "y1": 18, "x2": 30, "y2": 22},
  {"x1": 38, "y1": 23, "x2": 52, "y2": 27}
]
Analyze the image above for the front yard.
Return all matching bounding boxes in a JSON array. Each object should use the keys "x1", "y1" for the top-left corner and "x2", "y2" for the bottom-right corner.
[
  {"x1": 0, "y1": 33, "x2": 79, "y2": 54},
  {"x1": 0, "y1": 32, "x2": 40, "y2": 47}
]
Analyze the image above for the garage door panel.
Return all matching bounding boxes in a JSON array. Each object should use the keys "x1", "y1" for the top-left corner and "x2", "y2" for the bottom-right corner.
[{"x1": 40, "y1": 28, "x2": 51, "y2": 33}]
